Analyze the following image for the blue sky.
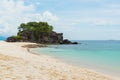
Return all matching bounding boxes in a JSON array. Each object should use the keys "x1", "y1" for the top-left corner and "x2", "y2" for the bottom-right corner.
[{"x1": 0, "y1": 0, "x2": 120, "y2": 40}]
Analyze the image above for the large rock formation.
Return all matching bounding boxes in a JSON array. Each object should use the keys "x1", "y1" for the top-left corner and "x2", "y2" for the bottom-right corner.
[
  {"x1": 6, "y1": 31, "x2": 78, "y2": 44},
  {"x1": 6, "y1": 22, "x2": 78, "y2": 44},
  {"x1": 7, "y1": 31, "x2": 63, "y2": 43}
]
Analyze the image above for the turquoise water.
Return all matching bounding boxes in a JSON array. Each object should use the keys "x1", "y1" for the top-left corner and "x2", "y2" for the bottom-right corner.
[
  {"x1": 32, "y1": 40, "x2": 120, "y2": 77},
  {"x1": 0, "y1": 36, "x2": 6, "y2": 40}
]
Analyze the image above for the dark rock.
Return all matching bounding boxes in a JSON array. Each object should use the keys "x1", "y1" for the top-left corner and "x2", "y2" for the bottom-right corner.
[
  {"x1": 6, "y1": 31, "x2": 64, "y2": 44},
  {"x1": 62, "y1": 39, "x2": 72, "y2": 44},
  {"x1": 22, "y1": 44, "x2": 47, "y2": 48},
  {"x1": 72, "y1": 42, "x2": 78, "y2": 44},
  {"x1": 6, "y1": 31, "x2": 78, "y2": 45},
  {"x1": 6, "y1": 36, "x2": 25, "y2": 42},
  {"x1": 6, "y1": 37, "x2": 16, "y2": 42}
]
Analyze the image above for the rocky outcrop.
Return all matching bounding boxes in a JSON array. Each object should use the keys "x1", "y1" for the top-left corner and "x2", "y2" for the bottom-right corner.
[
  {"x1": 6, "y1": 37, "x2": 17, "y2": 42},
  {"x1": 72, "y1": 42, "x2": 78, "y2": 44},
  {"x1": 6, "y1": 21, "x2": 78, "y2": 44},
  {"x1": 6, "y1": 36, "x2": 24, "y2": 42},
  {"x1": 6, "y1": 31, "x2": 78, "y2": 44},
  {"x1": 62, "y1": 39, "x2": 72, "y2": 44},
  {"x1": 22, "y1": 44, "x2": 47, "y2": 48},
  {"x1": 61, "y1": 39, "x2": 78, "y2": 44}
]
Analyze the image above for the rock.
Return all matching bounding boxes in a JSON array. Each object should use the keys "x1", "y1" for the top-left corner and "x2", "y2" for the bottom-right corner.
[
  {"x1": 6, "y1": 31, "x2": 78, "y2": 45},
  {"x1": 72, "y1": 42, "x2": 78, "y2": 44},
  {"x1": 22, "y1": 44, "x2": 47, "y2": 48},
  {"x1": 6, "y1": 37, "x2": 16, "y2": 42},
  {"x1": 6, "y1": 36, "x2": 20, "y2": 42},
  {"x1": 62, "y1": 39, "x2": 72, "y2": 44},
  {"x1": 6, "y1": 36, "x2": 25, "y2": 42},
  {"x1": 6, "y1": 21, "x2": 78, "y2": 44}
]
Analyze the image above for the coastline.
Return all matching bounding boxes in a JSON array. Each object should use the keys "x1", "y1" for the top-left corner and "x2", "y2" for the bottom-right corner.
[{"x1": 0, "y1": 41, "x2": 113, "y2": 80}]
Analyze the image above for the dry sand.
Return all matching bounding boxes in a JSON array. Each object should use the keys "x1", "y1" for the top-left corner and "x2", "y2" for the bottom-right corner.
[{"x1": 0, "y1": 41, "x2": 113, "y2": 80}]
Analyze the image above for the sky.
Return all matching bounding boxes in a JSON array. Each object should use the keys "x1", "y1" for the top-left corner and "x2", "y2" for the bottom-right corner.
[{"x1": 0, "y1": 0, "x2": 120, "y2": 40}]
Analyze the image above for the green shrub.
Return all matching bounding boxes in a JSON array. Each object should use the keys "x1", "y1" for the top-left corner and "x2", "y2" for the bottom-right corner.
[{"x1": 11, "y1": 35, "x2": 23, "y2": 40}]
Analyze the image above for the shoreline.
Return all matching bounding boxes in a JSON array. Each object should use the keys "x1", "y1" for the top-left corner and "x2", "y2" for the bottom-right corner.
[
  {"x1": 0, "y1": 41, "x2": 113, "y2": 80},
  {"x1": 27, "y1": 44, "x2": 120, "y2": 80},
  {"x1": 25, "y1": 43, "x2": 114, "y2": 80},
  {"x1": 29, "y1": 45, "x2": 120, "y2": 80},
  {"x1": 29, "y1": 47, "x2": 120, "y2": 80}
]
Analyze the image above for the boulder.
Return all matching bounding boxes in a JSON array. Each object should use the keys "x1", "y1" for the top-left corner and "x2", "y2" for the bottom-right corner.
[
  {"x1": 6, "y1": 37, "x2": 17, "y2": 42},
  {"x1": 72, "y1": 42, "x2": 78, "y2": 44},
  {"x1": 62, "y1": 39, "x2": 72, "y2": 44}
]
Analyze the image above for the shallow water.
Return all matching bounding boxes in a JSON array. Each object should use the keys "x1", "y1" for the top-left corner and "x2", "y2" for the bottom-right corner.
[{"x1": 31, "y1": 40, "x2": 120, "y2": 77}]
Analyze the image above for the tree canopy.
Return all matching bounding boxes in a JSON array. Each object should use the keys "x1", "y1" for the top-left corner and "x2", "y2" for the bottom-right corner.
[
  {"x1": 17, "y1": 22, "x2": 53, "y2": 41},
  {"x1": 18, "y1": 22, "x2": 53, "y2": 33}
]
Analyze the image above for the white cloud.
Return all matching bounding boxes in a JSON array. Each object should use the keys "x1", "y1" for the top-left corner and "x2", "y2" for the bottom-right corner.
[
  {"x1": 42, "y1": 11, "x2": 58, "y2": 22},
  {"x1": 72, "y1": 2, "x2": 120, "y2": 26},
  {"x1": 78, "y1": 17, "x2": 120, "y2": 26},
  {"x1": 106, "y1": 4, "x2": 120, "y2": 8},
  {"x1": 0, "y1": 0, "x2": 58, "y2": 36}
]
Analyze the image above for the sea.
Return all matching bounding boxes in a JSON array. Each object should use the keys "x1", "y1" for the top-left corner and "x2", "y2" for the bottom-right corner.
[
  {"x1": 0, "y1": 36, "x2": 6, "y2": 40},
  {"x1": 31, "y1": 40, "x2": 120, "y2": 77}
]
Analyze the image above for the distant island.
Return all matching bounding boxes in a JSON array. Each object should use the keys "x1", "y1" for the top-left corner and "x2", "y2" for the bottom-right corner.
[{"x1": 6, "y1": 22, "x2": 78, "y2": 44}]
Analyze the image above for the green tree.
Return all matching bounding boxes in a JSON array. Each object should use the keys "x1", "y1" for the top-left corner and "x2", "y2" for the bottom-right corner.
[
  {"x1": 18, "y1": 22, "x2": 53, "y2": 33},
  {"x1": 18, "y1": 22, "x2": 53, "y2": 41}
]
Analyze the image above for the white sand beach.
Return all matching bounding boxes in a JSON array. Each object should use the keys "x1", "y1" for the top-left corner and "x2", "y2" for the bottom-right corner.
[{"x1": 0, "y1": 41, "x2": 113, "y2": 80}]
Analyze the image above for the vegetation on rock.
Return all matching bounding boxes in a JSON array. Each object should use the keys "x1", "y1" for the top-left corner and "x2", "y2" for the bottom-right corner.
[
  {"x1": 7, "y1": 35, "x2": 23, "y2": 42},
  {"x1": 17, "y1": 22, "x2": 53, "y2": 41},
  {"x1": 6, "y1": 21, "x2": 78, "y2": 44}
]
